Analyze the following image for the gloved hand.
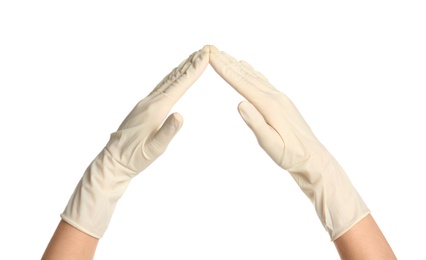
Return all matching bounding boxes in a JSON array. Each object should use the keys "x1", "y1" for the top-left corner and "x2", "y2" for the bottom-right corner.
[
  {"x1": 209, "y1": 46, "x2": 370, "y2": 241},
  {"x1": 61, "y1": 46, "x2": 210, "y2": 238}
]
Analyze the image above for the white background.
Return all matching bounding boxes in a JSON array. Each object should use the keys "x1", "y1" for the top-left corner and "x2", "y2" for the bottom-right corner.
[{"x1": 1, "y1": 1, "x2": 425, "y2": 259}]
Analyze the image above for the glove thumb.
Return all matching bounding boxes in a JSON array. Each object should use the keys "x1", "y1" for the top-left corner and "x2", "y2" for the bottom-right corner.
[
  {"x1": 238, "y1": 101, "x2": 272, "y2": 135},
  {"x1": 238, "y1": 101, "x2": 283, "y2": 163},
  {"x1": 149, "y1": 112, "x2": 184, "y2": 156}
]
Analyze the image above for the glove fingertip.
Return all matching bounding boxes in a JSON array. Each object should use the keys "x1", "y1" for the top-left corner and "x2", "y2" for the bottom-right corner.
[
  {"x1": 208, "y1": 45, "x2": 220, "y2": 54},
  {"x1": 238, "y1": 101, "x2": 261, "y2": 125},
  {"x1": 170, "y1": 112, "x2": 184, "y2": 130}
]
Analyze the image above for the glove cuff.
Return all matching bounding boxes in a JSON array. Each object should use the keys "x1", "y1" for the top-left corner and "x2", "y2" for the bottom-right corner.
[
  {"x1": 288, "y1": 152, "x2": 370, "y2": 241},
  {"x1": 61, "y1": 148, "x2": 135, "y2": 238}
]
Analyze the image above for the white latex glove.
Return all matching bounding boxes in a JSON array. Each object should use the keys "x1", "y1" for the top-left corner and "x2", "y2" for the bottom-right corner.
[
  {"x1": 209, "y1": 46, "x2": 370, "y2": 241},
  {"x1": 61, "y1": 46, "x2": 209, "y2": 238}
]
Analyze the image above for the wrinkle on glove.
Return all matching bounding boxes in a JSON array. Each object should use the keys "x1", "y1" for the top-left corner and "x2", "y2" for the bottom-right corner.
[
  {"x1": 209, "y1": 45, "x2": 370, "y2": 240},
  {"x1": 61, "y1": 46, "x2": 209, "y2": 238}
]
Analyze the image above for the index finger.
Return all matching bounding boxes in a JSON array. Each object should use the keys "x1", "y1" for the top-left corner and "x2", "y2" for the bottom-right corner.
[
  {"x1": 209, "y1": 46, "x2": 277, "y2": 105},
  {"x1": 150, "y1": 45, "x2": 210, "y2": 104}
]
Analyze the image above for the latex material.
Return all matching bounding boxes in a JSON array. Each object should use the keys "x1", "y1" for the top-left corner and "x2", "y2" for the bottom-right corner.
[
  {"x1": 209, "y1": 46, "x2": 370, "y2": 240},
  {"x1": 61, "y1": 46, "x2": 210, "y2": 238}
]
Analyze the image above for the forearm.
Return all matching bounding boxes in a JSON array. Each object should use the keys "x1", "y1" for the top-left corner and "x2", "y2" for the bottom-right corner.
[
  {"x1": 333, "y1": 214, "x2": 396, "y2": 260},
  {"x1": 42, "y1": 220, "x2": 99, "y2": 260}
]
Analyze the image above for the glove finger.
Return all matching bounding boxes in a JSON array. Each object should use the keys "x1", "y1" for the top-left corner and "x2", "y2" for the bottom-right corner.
[
  {"x1": 210, "y1": 46, "x2": 276, "y2": 104},
  {"x1": 240, "y1": 60, "x2": 270, "y2": 84},
  {"x1": 149, "y1": 46, "x2": 209, "y2": 104},
  {"x1": 238, "y1": 101, "x2": 284, "y2": 164},
  {"x1": 149, "y1": 49, "x2": 199, "y2": 96}
]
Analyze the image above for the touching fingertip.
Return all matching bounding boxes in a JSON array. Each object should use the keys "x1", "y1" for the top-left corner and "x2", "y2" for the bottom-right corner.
[
  {"x1": 202, "y1": 45, "x2": 212, "y2": 53},
  {"x1": 208, "y1": 45, "x2": 219, "y2": 54}
]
